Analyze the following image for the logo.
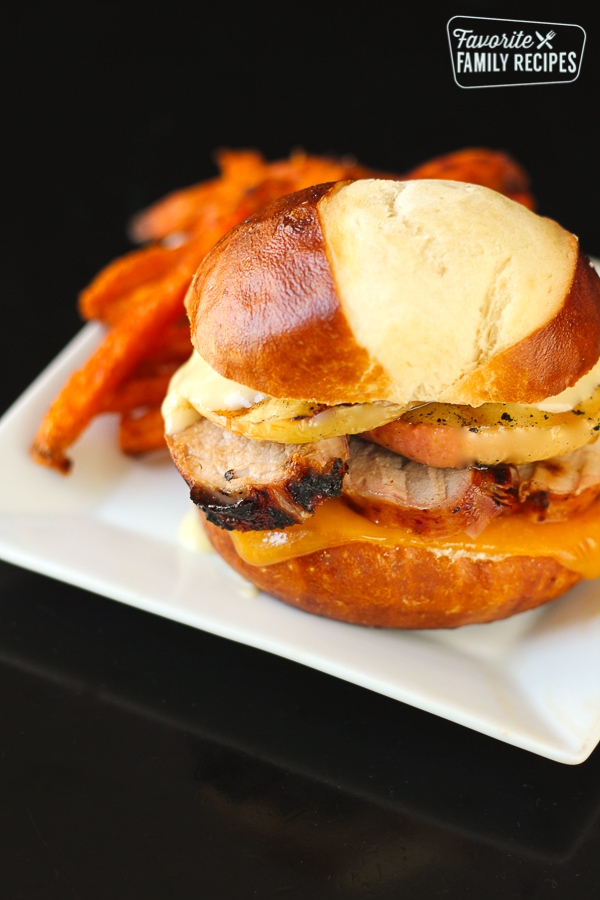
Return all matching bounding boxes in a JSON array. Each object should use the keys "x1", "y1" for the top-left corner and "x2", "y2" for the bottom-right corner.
[{"x1": 447, "y1": 17, "x2": 586, "y2": 88}]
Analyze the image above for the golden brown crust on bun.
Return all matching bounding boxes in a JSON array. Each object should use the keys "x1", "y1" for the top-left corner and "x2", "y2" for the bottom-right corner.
[
  {"x1": 188, "y1": 182, "x2": 390, "y2": 404},
  {"x1": 187, "y1": 179, "x2": 600, "y2": 407},
  {"x1": 448, "y1": 251, "x2": 600, "y2": 404},
  {"x1": 204, "y1": 519, "x2": 581, "y2": 629}
]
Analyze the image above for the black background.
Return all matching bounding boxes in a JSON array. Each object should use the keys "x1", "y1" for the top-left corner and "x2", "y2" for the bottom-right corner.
[{"x1": 2, "y1": 3, "x2": 600, "y2": 897}]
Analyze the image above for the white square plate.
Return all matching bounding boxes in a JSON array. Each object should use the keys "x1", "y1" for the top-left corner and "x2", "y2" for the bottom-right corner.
[{"x1": 1, "y1": 324, "x2": 600, "y2": 764}]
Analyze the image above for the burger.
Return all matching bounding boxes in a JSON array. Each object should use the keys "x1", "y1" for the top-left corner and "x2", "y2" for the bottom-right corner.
[{"x1": 162, "y1": 178, "x2": 600, "y2": 628}]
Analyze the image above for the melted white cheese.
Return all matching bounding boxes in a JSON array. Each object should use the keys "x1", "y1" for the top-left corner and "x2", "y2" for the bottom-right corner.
[
  {"x1": 534, "y1": 357, "x2": 600, "y2": 412},
  {"x1": 162, "y1": 350, "x2": 267, "y2": 435},
  {"x1": 162, "y1": 350, "x2": 407, "y2": 442}
]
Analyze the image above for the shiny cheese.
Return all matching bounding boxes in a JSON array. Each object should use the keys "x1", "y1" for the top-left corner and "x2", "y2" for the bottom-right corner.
[
  {"x1": 162, "y1": 350, "x2": 268, "y2": 434},
  {"x1": 229, "y1": 498, "x2": 600, "y2": 579},
  {"x1": 162, "y1": 350, "x2": 407, "y2": 442},
  {"x1": 535, "y1": 356, "x2": 600, "y2": 412}
]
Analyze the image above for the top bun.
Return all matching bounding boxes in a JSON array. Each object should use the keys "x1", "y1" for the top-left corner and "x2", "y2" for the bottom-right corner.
[{"x1": 186, "y1": 179, "x2": 600, "y2": 407}]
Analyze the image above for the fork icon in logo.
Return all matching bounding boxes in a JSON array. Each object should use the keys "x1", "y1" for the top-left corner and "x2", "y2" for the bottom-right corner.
[{"x1": 536, "y1": 29, "x2": 556, "y2": 48}]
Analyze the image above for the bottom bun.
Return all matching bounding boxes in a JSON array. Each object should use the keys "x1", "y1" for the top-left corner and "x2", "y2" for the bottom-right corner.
[{"x1": 203, "y1": 519, "x2": 580, "y2": 629}]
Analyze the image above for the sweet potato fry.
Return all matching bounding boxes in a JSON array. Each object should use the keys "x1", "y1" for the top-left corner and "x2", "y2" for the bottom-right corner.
[
  {"x1": 31, "y1": 278, "x2": 188, "y2": 473},
  {"x1": 78, "y1": 241, "x2": 192, "y2": 323},
  {"x1": 134, "y1": 321, "x2": 193, "y2": 369},
  {"x1": 119, "y1": 408, "x2": 166, "y2": 456},
  {"x1": 100, "y1": 372, "x2": 175, "y2": 414},
  {"x1": 127, "y1": 149, "x2": 267, "y2": 243}
]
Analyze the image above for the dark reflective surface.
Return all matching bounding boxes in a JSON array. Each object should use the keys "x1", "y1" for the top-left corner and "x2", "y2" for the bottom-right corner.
[
  {"x1": 4, "y1": 4, "x2": 600, "y2": 896},
  {"x1": 2, "y1": 561, "x2": 600, "y2": 897}
]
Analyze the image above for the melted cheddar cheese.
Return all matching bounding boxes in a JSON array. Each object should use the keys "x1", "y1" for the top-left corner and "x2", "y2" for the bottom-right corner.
[{"x1": 229, "y1": 498, "x2": 600, "y2": 579}]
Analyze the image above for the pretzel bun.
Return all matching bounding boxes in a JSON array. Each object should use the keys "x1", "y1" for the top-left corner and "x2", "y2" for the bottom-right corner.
[
  {"x1": 169, "y1": 178, "x2": 600, "y2": 629},
  {"x1": 187, "y1": 179, "x2": 600, "y2": 407},
  {"x1": 204, "y1": 519, "x2": 581, "y2": 629}
]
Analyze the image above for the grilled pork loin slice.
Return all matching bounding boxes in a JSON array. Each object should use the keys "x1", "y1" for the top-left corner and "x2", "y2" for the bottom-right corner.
[
  {"x1": 343, "y1": 437, "x2": 511, "y2": 537},
  {"x1": 517, "y1": 442, "x2": 600, "y2": 521},
  {"x1": 166, "y1": 417, "x2": 349, "y2": 531},
  {"x1": 344, "y1": 437, "x2": 600, "y2": 537},
  {"x1": 167, "y1": 417, "x2": 600, "y2": 538}
]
